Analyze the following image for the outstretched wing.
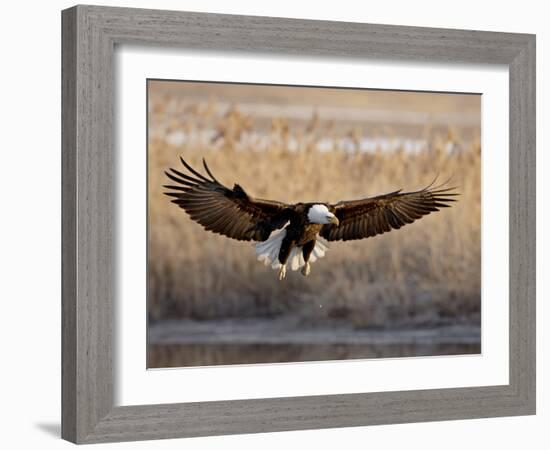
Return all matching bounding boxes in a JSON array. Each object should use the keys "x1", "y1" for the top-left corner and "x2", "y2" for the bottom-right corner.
[
  {"x1": 164, "y1": 158, "x2": 293, "y2": 241},
  {"x1": 320, "y1": 182, "x2": 458, "y2": 241}
]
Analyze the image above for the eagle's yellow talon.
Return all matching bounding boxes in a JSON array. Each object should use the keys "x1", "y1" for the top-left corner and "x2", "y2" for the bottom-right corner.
[{"x1": 278, "y1": 265, "x2": 286, "y2": 280}]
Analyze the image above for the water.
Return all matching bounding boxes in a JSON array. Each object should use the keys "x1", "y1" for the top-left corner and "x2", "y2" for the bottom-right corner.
[{"x1": 147, "y1": 319, "x2": 481, "y2": 368}]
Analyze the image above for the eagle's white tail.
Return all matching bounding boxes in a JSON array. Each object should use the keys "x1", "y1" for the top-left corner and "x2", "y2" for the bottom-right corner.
[{"x1": 255, "y1": 230, "x2": 329, "y2": 271}]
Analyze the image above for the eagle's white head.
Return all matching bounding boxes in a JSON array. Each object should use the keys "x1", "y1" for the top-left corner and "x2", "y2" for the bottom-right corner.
[{"x1": 307, "y1": 204, "x2": 340, "y2": 225}]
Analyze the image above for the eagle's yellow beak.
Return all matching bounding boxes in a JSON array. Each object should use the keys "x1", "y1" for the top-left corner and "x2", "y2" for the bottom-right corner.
[{"x1": 328, "y1": 215, "x2": 340, "y2": 226}]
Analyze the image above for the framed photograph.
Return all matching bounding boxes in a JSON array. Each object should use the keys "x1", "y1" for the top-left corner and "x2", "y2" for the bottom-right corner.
[
  {"x1": 147, "y1": 80, "x2": 481, "y2": 370},
  {"x1": 62, "y1": 5, "x2": 535, "y2": 444}
]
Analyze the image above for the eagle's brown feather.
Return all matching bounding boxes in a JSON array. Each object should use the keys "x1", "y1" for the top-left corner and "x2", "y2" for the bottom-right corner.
[
  {"x1": 164, "y1": 158, "x2": 292, "y2": 241},
  {"x1": 320, "y1": 184, "x2": 458, "y2": 241}
]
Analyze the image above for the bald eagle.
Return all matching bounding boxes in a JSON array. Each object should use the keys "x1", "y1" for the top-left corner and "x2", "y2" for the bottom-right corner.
[{"x1": 164, "y1": 158, "x2": 458, "y2": 280}]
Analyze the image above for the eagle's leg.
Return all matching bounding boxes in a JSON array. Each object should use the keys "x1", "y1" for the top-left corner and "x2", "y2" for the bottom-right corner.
[
  {"x1": 277, "y1": 237, "x2": 293, "y2": 281},
  {"x1": 301, "y1": 240, "x2": 315, "y2": 277}
]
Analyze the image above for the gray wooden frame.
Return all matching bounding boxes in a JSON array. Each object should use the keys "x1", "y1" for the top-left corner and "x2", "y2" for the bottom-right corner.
[{"x1": 61, "y1": 4, "x2": 536, "y2": 444}]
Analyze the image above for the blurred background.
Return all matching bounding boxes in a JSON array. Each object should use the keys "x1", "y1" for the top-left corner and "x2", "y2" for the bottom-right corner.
[{"x1": 147, "y1": 80, "x2": 481, "y2": 368}]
